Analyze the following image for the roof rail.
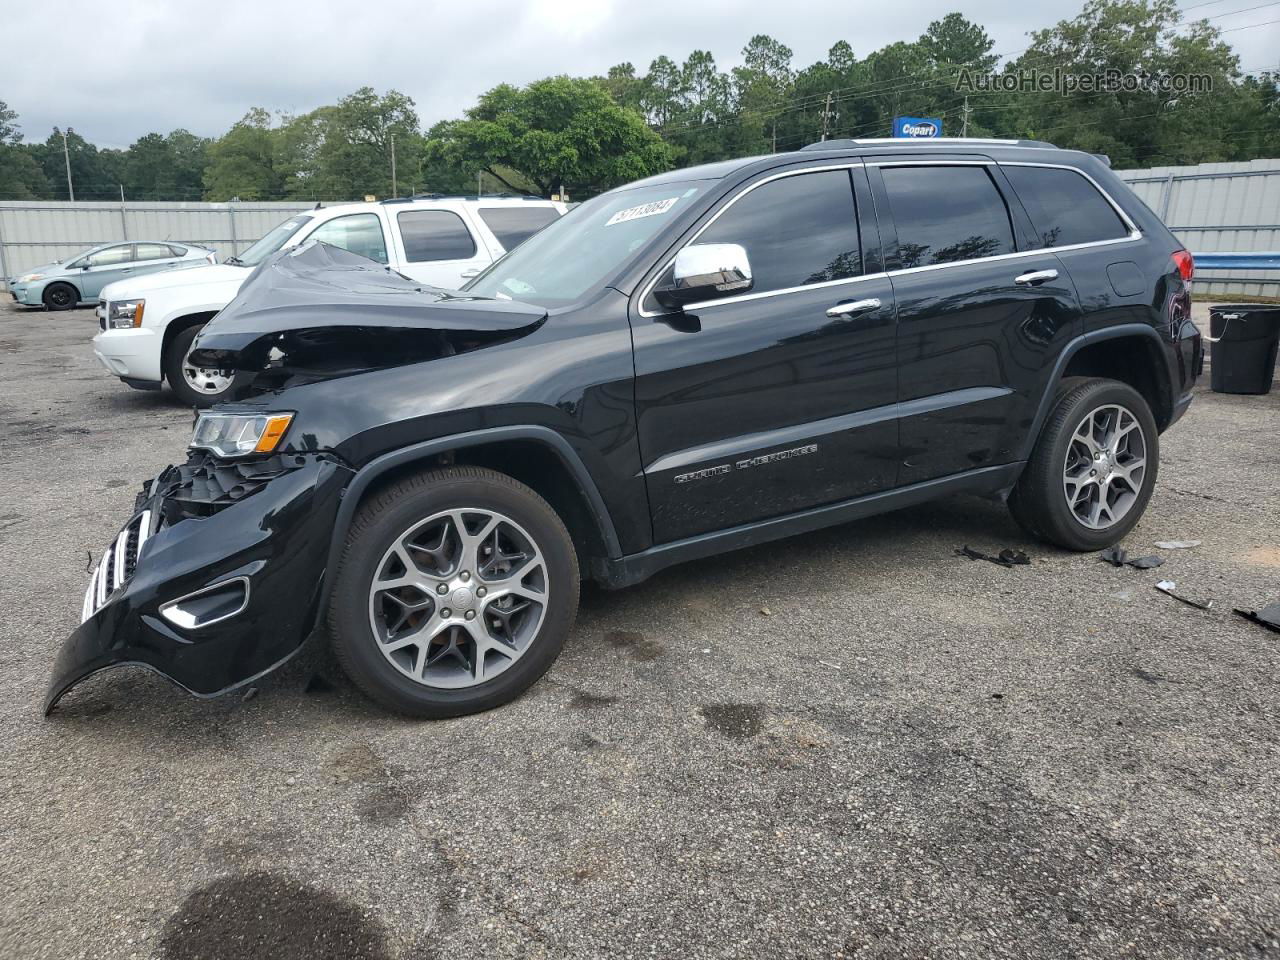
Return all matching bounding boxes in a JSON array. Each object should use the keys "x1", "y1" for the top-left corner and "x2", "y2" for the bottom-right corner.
[
  {"x1": 801, "y1": 137, "x2": 1056, "y2": 151},
  {"x1": 379, "y1": 193, "x2": 552, "y2": 204}
]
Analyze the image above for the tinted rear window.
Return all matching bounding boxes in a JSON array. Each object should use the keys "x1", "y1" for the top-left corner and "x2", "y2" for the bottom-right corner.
[
  {"x1": 479, "y1": 207, "x2": 562, "y2": 250},
  {"x1": 881, "y1": 165, "x2": 1015, "y2": 268},
  {"x1": 398, "y1": 211, "x2": 476, "y2": 262},
  {"x1": 1003, "y1": 165, "x2": 1131, "y2": 248}
]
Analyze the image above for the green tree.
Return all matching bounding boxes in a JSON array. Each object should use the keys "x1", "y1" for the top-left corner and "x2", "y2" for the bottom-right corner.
[
  {"x1": 122, "y1": 130, "x2": 209, "y2": 200},
  {"x1": 202, "y1": 108, "x2": 286, "y2": 200},
  {"x1": 0, "y1": 100, "x2": 51, "y2": 199},
  {"x1": 425, "y1": 76, "x2": 674, "y2": 199},
  {"x1": 1008, "y1": 0, "x2": 1243, "y2": 165}
]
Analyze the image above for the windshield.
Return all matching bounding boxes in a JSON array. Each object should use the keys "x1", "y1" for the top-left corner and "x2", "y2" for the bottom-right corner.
[
  {"x1": 466, "y1": 181, "x2": 710, "y2": 307},
  {"x1": 231, "y1": 215, "x2": 313, "y2": 267}
]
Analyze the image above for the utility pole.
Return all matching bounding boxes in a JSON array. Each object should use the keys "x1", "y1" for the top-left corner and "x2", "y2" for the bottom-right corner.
[
  {"x1": 771, "y1": 119, "x2": 777, "y2": 153},
  {"x1": 61, "y1": 129, "x2": 75, "y2": 202},
  {"x1": 477, "y1": 171, "x2": 482, "y2": 197},
  {"x1": 961, "y1": 96, "x2": 972, "y2": 137},
  {"x1": 820, "y1": 91, "x2": 838, "y2": 141},
  {"x1": 390, "y1": 134, "x2": 398, "y2": 197}
]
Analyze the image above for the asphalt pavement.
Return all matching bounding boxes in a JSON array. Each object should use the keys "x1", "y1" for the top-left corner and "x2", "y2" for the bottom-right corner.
[{"x1": 1, "y1": 299, "x2": 1277, "y2": 959}]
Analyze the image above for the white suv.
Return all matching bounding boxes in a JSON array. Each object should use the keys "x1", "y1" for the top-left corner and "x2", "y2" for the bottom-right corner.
[{"x1": 93, "y1": 195, "x2": 566, "y2": 406}]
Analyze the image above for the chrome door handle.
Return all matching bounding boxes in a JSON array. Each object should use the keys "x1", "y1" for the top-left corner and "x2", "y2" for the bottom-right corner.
[
  {"x1": 1014, "y1": 269, "x2": 1058, "y2": 286},
  {"x1": 826, "y1": 297, "x2": 881, "y2": 317}
]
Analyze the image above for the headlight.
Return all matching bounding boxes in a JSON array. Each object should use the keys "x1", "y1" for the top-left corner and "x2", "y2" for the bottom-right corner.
[
  {"x1": 17, "y1": 273, "x2": 44, "y2": 283},
  {"x1": 107, "y1": 299, "x2": 145, "y2": 329},
  {"x1": 191, "y1": 412, "x2": 294, "y2": 458}
]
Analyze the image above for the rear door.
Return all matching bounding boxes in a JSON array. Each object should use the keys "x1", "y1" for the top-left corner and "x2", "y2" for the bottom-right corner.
[
  {"x1": 631, "y1": 163, "x2": 899, "y2": 543},
  {"x1": 869, "y1": 159, "x2": 1081, "y2": 483},
  {"x1": 391, "y1": 206, "x2": 491, "y2": 288},
  {"x1": 131, "y1": 242, "x2": 186, "y2": 280}
]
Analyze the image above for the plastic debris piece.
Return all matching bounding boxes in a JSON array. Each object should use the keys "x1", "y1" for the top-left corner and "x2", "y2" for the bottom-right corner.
[
  {"x1": 1100, "y1": 546, "x2": 1163, "y2": 569},
  {"x1": 1100, "y1": 546, "x2": 1127, "y2": 567},
  {"x1": 759, "y1": 606, "x2": 773, "y2": 617},
  {"x1": 957, "y1": 546, "x2": 1031, "y2": 568},
  {"x1": 1155, "y1": 580, "x2": 1214, "y2": 611},
  {"x1": 241, "y1": 685, "x2": 259, "y2": 702},
  {"x1": 1127, "y1": 555, "x2": 1165, "y2": 570},
  {"x1": 1155, "y1": 540, "x2": 1202, "y2": 550},
  {"x1": 1233, "y1": 602, "x2": 1280, "y2": 634}
]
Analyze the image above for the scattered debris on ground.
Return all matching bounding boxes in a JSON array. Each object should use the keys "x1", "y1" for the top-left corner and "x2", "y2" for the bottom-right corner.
[
  {"x1": 1155, "y1": 539, "x2": 1202, "y2": 550},
  {"x1": 1155, "y1": 580, "x2": 1215, "y2": 611},
  {"x1": 1233, "y1": 603, "x2": 1280, "y2": 634},
  {"x1": 956, "y1": 545, "x2": 1031, "y2": 568},
  {"x1": 1099, "y1": 546, "x2": 1165, "y2": 569}
]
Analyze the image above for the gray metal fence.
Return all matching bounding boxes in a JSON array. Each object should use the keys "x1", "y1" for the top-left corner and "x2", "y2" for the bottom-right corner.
[
  {"x1": 1116, "y1": 158, "x2": 1280, "y2": 297},
  {"x1": 0, "y1": 200, "x2": 314, "y2": 288},
  {"x1": 4, "y1": 161, "x2": 1280, "y2": 296}
]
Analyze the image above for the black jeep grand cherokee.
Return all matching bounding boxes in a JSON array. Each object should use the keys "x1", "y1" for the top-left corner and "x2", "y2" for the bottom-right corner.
[{"x1": 49, "y1": 138, "x2": 1202, "y2": 718}]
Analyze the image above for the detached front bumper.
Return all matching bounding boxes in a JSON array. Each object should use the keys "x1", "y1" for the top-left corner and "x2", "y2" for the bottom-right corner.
[{"x1": 45, "y1": 451, "x2": 354, "y2": 714}]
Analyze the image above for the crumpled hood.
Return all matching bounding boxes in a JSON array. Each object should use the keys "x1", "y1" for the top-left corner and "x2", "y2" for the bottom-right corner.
[{"x1": 188, "y1": 242, "x2": 546, "y2": 389}]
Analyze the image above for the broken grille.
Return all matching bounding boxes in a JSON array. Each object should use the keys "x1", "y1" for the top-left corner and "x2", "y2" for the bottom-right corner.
[{"x1": 81, "y1": 510, "x2": 153, "y2": 622}]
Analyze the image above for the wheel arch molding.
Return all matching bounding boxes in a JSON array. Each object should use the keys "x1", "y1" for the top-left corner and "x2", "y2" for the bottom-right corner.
[
  {"x1": 1020, "y1": 323, "x2": 1175, "y2": 461},
  {"x1": 320, "y1": 426, "x2": 623, "y2": 605}
]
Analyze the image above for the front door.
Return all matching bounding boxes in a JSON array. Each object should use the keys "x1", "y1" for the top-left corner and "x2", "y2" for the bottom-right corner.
[
  {"x1": 869, "y1": 161, "x2": 1082, "y2": 483},
  {"x1": 80, "y1": 244, "x2": 137, "y2": 299},
  {"x1": 631, "y1": 165, "x2": 899, "y2": 543}
]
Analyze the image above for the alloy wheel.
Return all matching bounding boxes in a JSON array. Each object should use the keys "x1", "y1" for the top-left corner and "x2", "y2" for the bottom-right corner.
[
  {"x1": 367, "y1": 508, "x2": 549, "y2": 689},
  {"x1": 1062, "y1": 403, "x2": 1147, "y2": 530},
  {"x1": 181, "y1": 343, "x2": 234, "y2": 395}
]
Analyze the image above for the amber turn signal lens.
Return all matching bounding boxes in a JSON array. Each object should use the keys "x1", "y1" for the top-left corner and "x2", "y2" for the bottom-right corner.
[{"x1": 254, "y1": 414, "x2": 294, "y2": 453}]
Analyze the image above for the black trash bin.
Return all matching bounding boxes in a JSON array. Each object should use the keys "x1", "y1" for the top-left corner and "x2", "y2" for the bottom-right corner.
[{"x1": 1208, "y1": 305, "x2": 1280, "y2": 395}]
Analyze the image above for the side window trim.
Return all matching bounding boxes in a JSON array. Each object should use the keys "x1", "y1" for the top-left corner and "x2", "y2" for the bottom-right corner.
[
  {"x1": 997, "y1": 161, "x2": 1142, "y2": 249},
  {"x1": 868, "y1": 159, "x2": 1142, "y2": 278},
  {"x1": 637, "y1": 162, "x2": 878, "y2": 317}
]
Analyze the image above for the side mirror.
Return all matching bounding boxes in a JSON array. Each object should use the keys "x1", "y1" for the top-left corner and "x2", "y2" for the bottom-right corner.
[{"x1": 655, "y1": 243, "x2": 753, "y2": 309}]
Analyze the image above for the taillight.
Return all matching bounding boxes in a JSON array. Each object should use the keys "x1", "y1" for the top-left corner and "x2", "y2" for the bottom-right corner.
[{"x1": 1172, "y1": 249, "x2": 1194, "y2": 282}]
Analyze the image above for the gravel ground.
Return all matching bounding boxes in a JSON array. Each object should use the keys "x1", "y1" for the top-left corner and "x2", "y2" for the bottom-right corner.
[{"x1": 0, "y1": 299, "x2": 1278, "y2": 960}]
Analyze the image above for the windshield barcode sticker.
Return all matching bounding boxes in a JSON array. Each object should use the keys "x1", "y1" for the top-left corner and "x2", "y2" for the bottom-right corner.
[{"x1": 606, "y1": 197, "x2": 679, "y2": 226}]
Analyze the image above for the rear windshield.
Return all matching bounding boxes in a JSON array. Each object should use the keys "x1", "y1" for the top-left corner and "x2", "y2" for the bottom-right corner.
[{"x1": 478, "y1": 207, "x2": 562, "y2": 251}]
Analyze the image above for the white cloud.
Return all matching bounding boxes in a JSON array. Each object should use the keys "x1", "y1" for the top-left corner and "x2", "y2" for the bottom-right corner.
[{"x1": 4, "y1": 0, "x2": 1275, "y2": 148}]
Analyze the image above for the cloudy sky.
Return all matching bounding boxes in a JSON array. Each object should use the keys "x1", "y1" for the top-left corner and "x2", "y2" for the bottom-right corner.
[{"x1": 6, "y1": 0, "x2": 1279, "y2": 148}]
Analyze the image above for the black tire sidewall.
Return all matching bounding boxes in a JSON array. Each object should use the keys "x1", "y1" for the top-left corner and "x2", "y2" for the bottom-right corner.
[
  {"x1": 1030, "y1": 380, "x2": 1160, "y2": 550},
  {"x1": 164, "y1": 324, "x2": 237, "y2": 407},
  {"x1": 43, "y1": 284, "x2": 77, "y2": 311},
  {"x1": 328, "y1": 469, "x2": 579, "y2": 718}
]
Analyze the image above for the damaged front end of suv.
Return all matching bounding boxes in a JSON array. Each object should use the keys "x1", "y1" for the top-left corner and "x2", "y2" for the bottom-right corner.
[{"x1": 46, "y1": 242, "x2": 548, "y2": 714}]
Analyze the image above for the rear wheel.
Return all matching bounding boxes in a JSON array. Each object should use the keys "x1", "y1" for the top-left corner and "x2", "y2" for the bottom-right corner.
[
  {"x1": 42, "y1": 283, "x2": 78, "y2": 311},
  {"x1": 327, "y1": 466, "x2": 580, "y2": 718},
  {"x1": 1009, "y1": 378, "x2": 1159, "y2": 551},
  {"x1": 164, "y1": 324, "x2": 239, "y2": 408}
]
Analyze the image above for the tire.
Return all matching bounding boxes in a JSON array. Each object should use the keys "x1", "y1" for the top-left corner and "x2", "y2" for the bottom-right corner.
[
  {"x1": 164, "y1": 323, "x2": 240, "y2": 408},
  {"x1": 42, "y1": 283, "x2": 78, "y2": 311},
  {"x1": 1009, "y1": 378, "x2": 1159, "y2": 551},
  {"x1": 327, "y1": 466, "x2": 580, "y2": 718}
]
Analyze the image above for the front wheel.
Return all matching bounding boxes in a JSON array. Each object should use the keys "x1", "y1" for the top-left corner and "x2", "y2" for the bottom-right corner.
[
  {"x1": 164, "y1": 324, "x2": 239, "y2": 408},
  {"x1": 1009, "y1": 378, "x2": 1159, "y2": 551},
  {"x1": 327, "y1": 466, "x2": 580, "y2": 718},
  {"x1": 42, "y1": 283, "x2": 78, "y2": 311}
]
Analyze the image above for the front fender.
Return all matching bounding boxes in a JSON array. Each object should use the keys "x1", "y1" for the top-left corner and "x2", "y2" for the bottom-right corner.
[{"x1": 317, "y1": 425, "x2": 624, "y2": 609}]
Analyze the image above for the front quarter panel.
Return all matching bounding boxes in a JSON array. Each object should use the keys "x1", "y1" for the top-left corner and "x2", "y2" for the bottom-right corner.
[{"x1": 240, "y1": 288, "x2": 651, "y2": 555}]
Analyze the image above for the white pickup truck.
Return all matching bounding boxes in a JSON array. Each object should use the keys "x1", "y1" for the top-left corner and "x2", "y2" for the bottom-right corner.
[{"x1": 93, "y1": 195, "x2": 566, "y2": 406}]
